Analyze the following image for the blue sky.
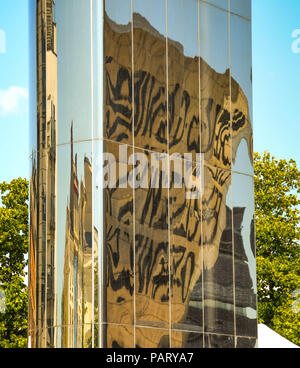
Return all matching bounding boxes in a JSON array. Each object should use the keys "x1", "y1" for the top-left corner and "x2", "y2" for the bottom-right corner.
[
  {"x1": 0, "y1": 0, "x2": 29, "y2": 183},
  {"x1": 0, "y1": 0, "x2": 299, "y2": 183},
  {"x1": 252, "y1": 0, "x2": 300, "y2": 164}
]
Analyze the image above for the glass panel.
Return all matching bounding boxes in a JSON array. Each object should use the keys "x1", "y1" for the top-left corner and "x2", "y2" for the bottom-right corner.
[
  {"x1": 172, "y1": 331, "x2": 204, "y2": 348},
  {"x1": 170, "y1": 158, "x2": 204, "y2": 332},
  {"x1": 168, "y1": 0, "x2": 200, "y2": 162},
  {"x1": 104, "y1": 0, "x2": 133, "y2": 144},
  {"x1": 133, "y1": 0, "x2": 167, "y2": 153},
  {"x1": 199, "y1": 2, "x2": 231, "y2": 171},
  {"x1": 103, "y1": 324, "x2": 134, "y2": 348},
  {"x1": 202, "y1": 165, "x2": 234, "y2": 335},
  {"x1": 135, "y1": 327, "x2": 170, "y2": 348},
  {"x1": 231, "y1": 15, "x2": 253, "y2": 176},
  {"x1": 56, "y1": 0, "x2": 92, "y2": 144},
  {"x1": 230, "y1": 0, "x2": 251, "y2": 19},
  {"x1": 103, "y1": 140, "x2": 134, "y2": 325},
  {"x1": 134, "y1": 149, "x2": 170, "y2": 328},
  {"x1": 232, "y1": 172, "x2": 257, "y2": 337},
  {"x1": 55, "y1": 139, "x2": 94, "y2": 329}
]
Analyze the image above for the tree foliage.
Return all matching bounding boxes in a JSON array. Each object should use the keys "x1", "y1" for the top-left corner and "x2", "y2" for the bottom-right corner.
[
  {"x1": 0, "y1": 178, "x2": 28, "y2": 348},
  {"x1": 254, "y1": 152, "x2": 300, "y2": 345}
]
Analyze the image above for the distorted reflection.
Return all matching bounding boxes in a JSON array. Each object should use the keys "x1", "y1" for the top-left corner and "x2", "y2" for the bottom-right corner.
[
  {"x1": 104, "y1": 141, "x2": 134, "y2": 325},
  {"x1": 30, "y1": 0, "x2": 256, "y2": 348},
  {"x1": 103, "y1": 324, "x2": 134, "y2": 348},
  {"x1": 232, "y1": 172, "x2": 257, "y2": 337},
  {"x1": 28, "y1": 0, "x2": 57, "y2": 348},
  {"x1": 134, "y1": 150, "x2": 170, "y2": 329},
  {"x1": 231, "y1": 14, "x2": 253, "y2": 175},
  {"x1": 171, "y1": 331, "x2": 203, "y2": 348},
  {"x1": 58, "y1": 125, "x2": 94, "y2": 348},
  {"x1": 133, "y1": 1, "x2": 167, "y2": 153},
  {"x1": 104, "y1": 0, "x2": 132, "y2": 144},
  {"x1": 135, "y1": 327, "x2": 170, "y2": 348},
  {"x1": 203, "y1": 166, "x2": 234, "y2": 335}
]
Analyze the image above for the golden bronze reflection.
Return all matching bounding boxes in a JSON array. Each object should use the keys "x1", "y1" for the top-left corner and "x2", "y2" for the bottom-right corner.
[
  {"x1": 29, "y1": 0, "x2": 57, "y2": 348},
  {"x1": 61, "y1": 125, "x2": 93, "y2": 347},
  {"x1": 30, "y1": 0, "x2": 255, "y2": 348},
  {"x1": 104, "y1": 8, "x2": 253, "y2": 347}
]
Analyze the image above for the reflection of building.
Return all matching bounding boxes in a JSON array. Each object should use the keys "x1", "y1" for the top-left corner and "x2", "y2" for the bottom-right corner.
[
  {"x1": 61, "y1": 125, "x2": 93, "y2": 348},
  {"x1": 29, "y1": 0, "x2": 57, "y2": 348},
  {"x1": 29, "y1": 0, "x2": 257, "y2": 348}
]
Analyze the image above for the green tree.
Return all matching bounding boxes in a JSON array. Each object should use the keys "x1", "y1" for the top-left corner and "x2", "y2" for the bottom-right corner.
[
  {"x1": 0, "y1": 178, "x2": 28, "y2": 348},
  {"x1": 254, "y1": 152, "x2": 300, "y2": 345}
]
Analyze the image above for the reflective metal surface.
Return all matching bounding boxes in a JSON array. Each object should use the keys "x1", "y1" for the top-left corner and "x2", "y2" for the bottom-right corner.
[
  {"x1": 103, "y1": 140, "x2": 134, "y2": 325},
  {"x1": 133, "y1": 0, "x2": 167, "y2": 153},
  {"x1": 232, "y1": 172, "x2": 257, "y2": 338},
  {"x1": 168, "y1": 0, "x2": 200, "y2": 162},
  {"x1": 29, "y1": 0, "x2": 256, "y2": 348},
  {"x1": 199, "y1": 1, "x2": 231, "y2": 170},
  {"x1": 230, "y1": 0, "x2": 251, "y2": 19},
  {"x1": 103, "y1": 324, "x2": 134, "y2": 348},
  {"x1": 231, "y1": 14, "x2": 253, "y2": 176}
]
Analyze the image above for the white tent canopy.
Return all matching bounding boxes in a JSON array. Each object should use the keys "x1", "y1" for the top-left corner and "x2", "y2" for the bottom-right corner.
[{"x1": 258, "y1": 324, "x2": 299, "y2": 348}]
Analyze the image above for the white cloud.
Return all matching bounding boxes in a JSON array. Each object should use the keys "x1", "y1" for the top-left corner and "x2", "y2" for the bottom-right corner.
[
  {"x1": 0, "y1": 29, "x2": 6, "y2": 54},
  {"x1": 0, "y1": 86, "x2": 29, "y2": 116}
]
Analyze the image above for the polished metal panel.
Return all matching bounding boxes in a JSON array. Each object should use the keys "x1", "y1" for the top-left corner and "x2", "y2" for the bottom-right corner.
[
  {"x1": 236, "y1": 336, "x2": 257, "y2": 348},
  {"x1": 56, "y1": 139, "x2": 94, "y2": 331},
  {"x1": 231, "y1": 14, "x2": 253, "y2": 176},
  {"x1": 204, "y1": 333, "x2": 235, "y2": 348},
  {"x1": 232, "y1": 172, "x2": 257, "y2": 338},
  {"x1": 29, "y1": 0, "x2": 256, "y2": 348},
  {"x1": 104, "y1": 0, "x2": 132, "y2": 144},
  {"x1": 171, "y1": 331, "x2": 203, "y2": 348},
  {"x1": 230, "y1": 0, "x2": 251, "y2": 19},
  {"x1": 103, "y1": 140, "x2": 134, "y2": 325},
  {"x1": 92, "y1": 0, "x2": 104, "y2": 141},
  {"x1": 203, "y1": 165, "x2": 234, "y2": 335},
  {"x1": 199, "y1": 1, "x2": 231, "y2": 171},
  {"x1": 56, "y1": 0, "x2": 92, "y2": 145},
  {"x1": 103, "y1": 324, "x2": 134, "y2": 348},
  {"x1": 134, "y1": 148, "x2": 170, "y2": 329},
  {"x1": 202, "y1": 0, "x2": 229, "y2": 12},
  {"x1": 29, "y1": 0, "x2": 37, "y2": 155},
  {"x1": 168, "y1": 0, "x2": 200, "y2": 162},
  {"x1": 170, "y1": 158, "x2": 204, "y2": 332},
  {"x1": 135, "y1": 327, "x2": 170, "y2": 348},
  {"x1": 29, "y1": 152, "x2": 38, "y2": 337},
  {"x1": 133, "y1": 0, "x2": 167, "y2": 153}
]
